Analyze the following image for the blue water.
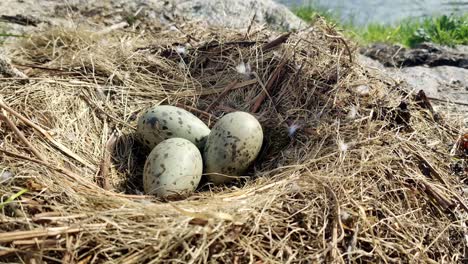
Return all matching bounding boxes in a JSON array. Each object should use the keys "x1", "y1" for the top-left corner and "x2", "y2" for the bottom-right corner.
[{"x1": 277, "y1": 0, "x2": 468, "y2": 25}]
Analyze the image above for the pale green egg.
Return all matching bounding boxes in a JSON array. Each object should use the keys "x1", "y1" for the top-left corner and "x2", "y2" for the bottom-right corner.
[
  {"x1": 143, "y1": 138, "x2": 203, "y2": 197},
  {"x1": 203, "y1": 112, "x2": 263, "y2": 184},
  {"x1": 137, "y1": 105, "x2": 210, "y2": 149}
]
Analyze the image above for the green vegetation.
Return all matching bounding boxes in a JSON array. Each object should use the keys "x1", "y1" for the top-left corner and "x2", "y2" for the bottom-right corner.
[
  {"x1": 0, "y1": 26, "x2": 24, "y2": 44},
  {"x1": 0, "y1": 24, "x2": 7, "y2": 43},
  {"x1": 0, "y1": 33, "x2": 23, "y2": 38},
  {"x1": 294, "y1": 6, "x2": 468, "y2": 47},
  {"x1": 294, "y1": 5, "x2": 340, "y2": 26},
  {"x1": 0, "y1": 188, "x2": 28, "y2": 210}
]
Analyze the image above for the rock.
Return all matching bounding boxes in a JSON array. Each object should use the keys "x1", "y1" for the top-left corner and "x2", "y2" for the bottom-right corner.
[
  {"x1": 455, "y1": 45, "x2": 468, "y2": 54},
  {"x1": 387, "y1": 66, "x2": 468, "y2": 104},
  {"x1": 166, "y1": 0, "x2": 305, "y2": 31},
  {"x1": 0, "y1": 51, "x2": 27, "y2": 78},
  {"x1": 357, "y1": 54, "x2": 385, "y2": 70},
  {"x1": 360, "y1": 42, "x2": 468, "y2": 69},
  {"x1": 0, "y1": 0, "x2": 304, "y2": 38},
  {"x1": 358, "y1": 54, "x2": 468, "y2": 115}
]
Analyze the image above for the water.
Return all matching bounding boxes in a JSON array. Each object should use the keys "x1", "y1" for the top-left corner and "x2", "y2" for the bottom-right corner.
[{"x1": 278, "y1": 0, "x2": 468, "y2": 25}]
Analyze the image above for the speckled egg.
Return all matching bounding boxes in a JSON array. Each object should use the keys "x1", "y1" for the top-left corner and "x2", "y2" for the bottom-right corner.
[
  {"x1": 137, "y1": 105, "x2": 210, "y2": 149},
  {"x1": 203, "y1": 112, "x2": 263, "y2": 184},
  {"x1": 143, "y1": 138, "x2": 203, "y2": 197}
]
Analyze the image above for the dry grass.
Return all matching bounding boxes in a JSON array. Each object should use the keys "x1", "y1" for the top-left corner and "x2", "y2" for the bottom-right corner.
[{"x1": 0, "y1": 19, "x2": 467, "y2": 263}]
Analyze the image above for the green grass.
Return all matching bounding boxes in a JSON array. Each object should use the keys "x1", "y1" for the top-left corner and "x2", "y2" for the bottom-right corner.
[
  {"x1": 0, "y1": 188, "x2": 28, "y2": 210},
  {"x1": 294, "y1": 6, "x2": 468, "y2": 47},
  {"x1": 1, "y1": 23, "x2": 27, "y2": 45},
  {"x1": 0, "y1": 33, "x2": 23, "y2": 38},
  {"x1": 294, "y1": 5, "x2": 341, "y2": 26},
  {"x1": 0, "y1": 31, "x2": 24, "y2": 45}
]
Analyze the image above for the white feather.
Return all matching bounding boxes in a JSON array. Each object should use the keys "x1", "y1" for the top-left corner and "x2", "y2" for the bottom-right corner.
[
  {"x1": 0, "y1": 170, "x2": 14, "y2": 182},
  {"x1": 235, "y1": 62, "x2": 251, "y2": 76},
  {"x1": 288, "y1": 124, "x2": 301, "y2": 137},
  {"x1": 168, "y1": 25, "x2": 179, "y2": 32},
  {"x1": 338, "y1": 140, "x2": 348, "y2": 152},
  {"x1": 346, "y1": 105, "x2": 358, "y2": 120},
  {"x1": 175, "y1": 46, "x2": 186, "y2": 55},
  {"x1": 356, "y1": 85, "x2": 370, "y2": 95}
]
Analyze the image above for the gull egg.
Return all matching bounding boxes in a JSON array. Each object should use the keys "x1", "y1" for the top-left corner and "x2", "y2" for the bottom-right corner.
[
  {"x1": 137, "y1": 105, "x2": 210, "y2": 149},
  {"x1": 143, "y1": 138, "x2": 203, "y2": 197},
  {"x1": 203, "y1": 112, "x2": 263, "y2": 184}
]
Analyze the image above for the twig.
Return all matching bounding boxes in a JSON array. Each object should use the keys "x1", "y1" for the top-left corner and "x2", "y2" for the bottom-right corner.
[
  {"x1": 13, "y1": 63, "x2": 65, "y2": 72},
  {"x1": 414, "y1": 153, "x2": 450, "y2": 188},
  {"x1": 61, "y1": 235, "x2": 74, "y2": 264},
  {"x1": 261, "y1": 32, "x2": 291, "y2": 51},
  {"x1": 0, "y1": 224, "x2": 107, "y2": 243},
  {"x1": 390, "y1": 45, "x2": 404, "y2": 67},
  {"x1": 422, "y1": 182, "x2": 454, "y2": 211},
  {"x1": 194, "y1": 41, "x2": 260, "y2": 52},
  {"x1": 32, "y1": 213, "x2": 87, "y2": 222},
  {"x1": 97, "y1": 131, "x2": 118, "y2": 190},
  {"x1": 175, "y1": 103, "x2": 218, "y2": 120},
  {"x1": 245, "y1": 13, "x2": 257, "y2": 38},
  {"x1": 426, "y1": 96, "x2": 468, "y2": 107},
  {"x1": 415, "y1": 90, "x2": 436, "y2": 113},
  {"x1": 251, "y1": 57, "x2": 288, "y2": 113},
  {"x1": 324, "y1": 33, "x2": 353, "y2": 63},
  {"x1": 0, "y1": 100, "x2": 94, "y2": 169},
  {"x1": 13, "y1": 239, "x2": 62, "y2": 246},
  {"x1": 322, "y1": 181, "x2": 345, "y2": 263},
  {"x1": 0, "y1": 248, "x2": 20, "y2": 257},
  {"x1": 0, "y1": 113, "x2": 46, "y2": 162},
  {"x1": 205, "y1": 81, "x2": 238, "y2": 112}
]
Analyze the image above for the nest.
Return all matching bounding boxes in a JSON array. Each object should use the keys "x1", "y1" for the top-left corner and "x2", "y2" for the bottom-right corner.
[{"x1": 0, "y1": 19, "x2": 467, "y2": 263}]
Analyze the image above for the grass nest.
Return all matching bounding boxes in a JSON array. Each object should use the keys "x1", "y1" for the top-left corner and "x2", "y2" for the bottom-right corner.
[{"x1": 0, "y1": 19, "x2": 467, "y2": 263}]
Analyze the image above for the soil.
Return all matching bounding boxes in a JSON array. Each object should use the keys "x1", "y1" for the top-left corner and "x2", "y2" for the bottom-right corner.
[
  {"x1": 360, "y1": 42, "x2": 468, "y2": 68},
  {"x1": 359, "y1": 43, "x2": 468, "y2": 118}
]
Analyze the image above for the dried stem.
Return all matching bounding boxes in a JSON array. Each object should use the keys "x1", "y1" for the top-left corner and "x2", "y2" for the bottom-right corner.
[
  {"x1": 251, "y1": 57, "x2": 287, "y2": 112},
  {"x1": 205, "y1": 81, "x2": 238, "y2": 112},
  {"x1": 0, "y1": 113, "x2": 46, "y2": 162},
  {"x1": 97, "y1": 131, "x2": 118, "y2": 190}
]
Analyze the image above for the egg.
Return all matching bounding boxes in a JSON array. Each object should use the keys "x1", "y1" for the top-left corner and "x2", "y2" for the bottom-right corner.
[
  {"x1": 143, "y1": 138, "x2": 203, "y2": 197},
  {"x1": 137, "y1": 105, "x2": 210, "y2": 149},
  {"x1": 203, "y1": 112, "x2": 263, "y2": 184}
]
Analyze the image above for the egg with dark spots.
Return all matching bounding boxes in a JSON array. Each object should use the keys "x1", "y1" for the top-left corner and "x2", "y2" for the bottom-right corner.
[
  {"x1": 143, "y1": 138, "x2": 203, "y2": 197},
  {"x1": 203, "y1": 112, "x2": 263, "y2": 184},
  {"x1": 137, "y1": 105, "x2": 210, "y2": 149}
]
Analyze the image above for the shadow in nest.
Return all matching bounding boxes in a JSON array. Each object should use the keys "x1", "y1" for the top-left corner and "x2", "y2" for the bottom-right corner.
[
  {"x1": 196, "y1": 120, "x2": 295, "y2": 190},
  {"x1": 111, "y1": 132, "x2": 149, "y2": 195}
]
